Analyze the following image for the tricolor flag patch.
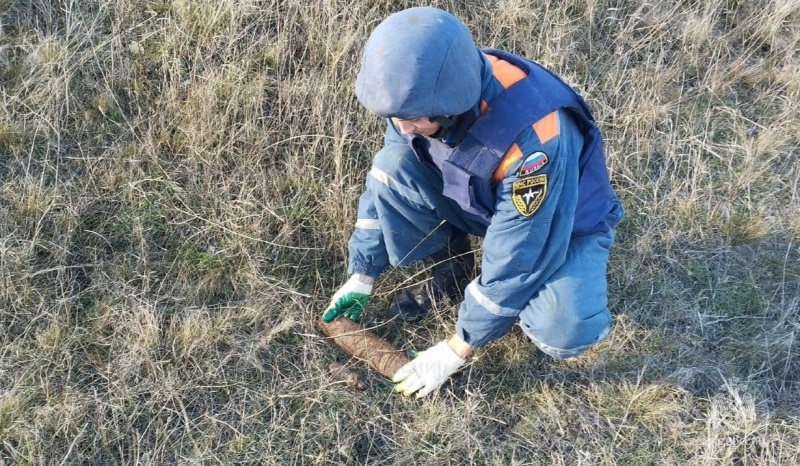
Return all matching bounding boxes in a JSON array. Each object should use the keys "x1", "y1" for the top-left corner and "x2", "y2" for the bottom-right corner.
[{"x1": 518, "y1": 151, "x2": 548, "y2": 177}]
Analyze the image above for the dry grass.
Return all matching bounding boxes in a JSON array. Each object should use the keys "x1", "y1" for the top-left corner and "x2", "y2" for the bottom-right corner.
[{"x1": 1, "y1": 0, "x2": 799, "y2": 464}]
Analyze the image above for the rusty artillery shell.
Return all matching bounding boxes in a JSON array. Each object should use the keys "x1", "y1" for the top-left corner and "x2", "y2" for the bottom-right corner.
[{"x1": 318, "y1": 318, "x2": 410, "y2": 379}]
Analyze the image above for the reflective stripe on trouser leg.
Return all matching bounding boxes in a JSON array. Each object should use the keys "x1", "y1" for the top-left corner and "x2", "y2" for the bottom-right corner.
[
  {"x1": 518, "y1": 229, "x2": 615, "y2": 359},
  {"x1": 369, "y1": 144, "x2": 483, "y2": 266}
]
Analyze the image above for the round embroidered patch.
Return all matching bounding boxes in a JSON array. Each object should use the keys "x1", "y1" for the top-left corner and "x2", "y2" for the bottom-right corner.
[{"x1": 518, "y1": 151, "x2": 548, "y2": 177}]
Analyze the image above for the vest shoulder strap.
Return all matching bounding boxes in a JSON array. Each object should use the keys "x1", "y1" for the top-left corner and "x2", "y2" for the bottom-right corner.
[{"x1": 450, "y1": 49, "x2": 590, "y2": 179}]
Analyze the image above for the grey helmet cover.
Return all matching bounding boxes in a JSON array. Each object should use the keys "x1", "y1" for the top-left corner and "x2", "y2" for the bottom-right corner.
[{"x1": 355, "y1": 7, "x2": 483, "y2": 120}]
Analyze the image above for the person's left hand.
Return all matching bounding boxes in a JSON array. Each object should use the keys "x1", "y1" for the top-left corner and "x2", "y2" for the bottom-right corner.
[{"x1": 392, "y1": 341, "x2": 466, "y2": 398}]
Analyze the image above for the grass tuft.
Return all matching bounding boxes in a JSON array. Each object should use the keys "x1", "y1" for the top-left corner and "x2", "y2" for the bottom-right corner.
[{"x1": 1, "y1": 0, "x2": 799, "y2": 464}]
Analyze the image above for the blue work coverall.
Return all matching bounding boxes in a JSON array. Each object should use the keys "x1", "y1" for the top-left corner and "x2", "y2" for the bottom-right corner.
[{"x1": 347, "y1": 50, "x2": 624, "y2": 359}]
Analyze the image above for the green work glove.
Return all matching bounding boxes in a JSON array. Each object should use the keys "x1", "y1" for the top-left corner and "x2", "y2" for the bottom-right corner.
[{"x1": 321, "y1": 276, "x2": 373, "y2": 322}]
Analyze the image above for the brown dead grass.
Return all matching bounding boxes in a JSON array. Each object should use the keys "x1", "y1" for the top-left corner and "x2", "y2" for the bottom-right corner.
[{"x1": 0, "y1": 0, "x2": 798, "y2": 464}]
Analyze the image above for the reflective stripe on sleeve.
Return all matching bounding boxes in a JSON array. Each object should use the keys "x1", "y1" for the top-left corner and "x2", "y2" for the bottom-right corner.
[
  {"x1": 369, "y1": 166, "x2": 391, "y2": 186},
  {"x1": 368, "y1": 165, "x2": 427, "y2": 205},
  {"x1": 466, "y1": 281, "x2": 512, "y2": 317},
  {"x1": 355, "y1": 219, "x2": 381, "y2": 229}
]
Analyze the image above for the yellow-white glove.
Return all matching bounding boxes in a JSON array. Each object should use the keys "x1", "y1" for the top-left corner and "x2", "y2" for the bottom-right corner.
[{"x1": 392, "y1": 341, "x2": 466, "y2": 398}]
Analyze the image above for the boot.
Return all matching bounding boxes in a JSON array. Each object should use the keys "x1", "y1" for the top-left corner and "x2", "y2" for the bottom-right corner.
[{"x1": 388, "y1": 230, "x2": 475, "y2": 323}]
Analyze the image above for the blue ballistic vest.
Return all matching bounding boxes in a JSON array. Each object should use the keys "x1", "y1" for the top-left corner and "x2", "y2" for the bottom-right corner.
[{"x1": 404, "y1": 48, "x2": 615, "y2": 236}]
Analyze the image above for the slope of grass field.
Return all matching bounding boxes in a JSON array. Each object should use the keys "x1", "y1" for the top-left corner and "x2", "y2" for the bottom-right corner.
[{"x1": 1, "y1": 0, "x2": 798, "y2": 464}]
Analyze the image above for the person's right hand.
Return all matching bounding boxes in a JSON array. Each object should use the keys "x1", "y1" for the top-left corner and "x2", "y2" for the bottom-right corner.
[
  {"x1": 321, "y1": 275, "x2": 373, "y2": 322},
  {"x1": 392, "y1": 341, "x2": 466, "y2": 398}
]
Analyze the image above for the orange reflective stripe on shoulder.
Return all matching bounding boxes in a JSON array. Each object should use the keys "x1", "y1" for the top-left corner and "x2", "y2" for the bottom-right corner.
[
  {"x1": 533, "y1": 111, "x2": 559, "y2": 144},
  {"x1": 491, "y1": 113, "x2": 561, "y2": 183},
  {"x1": 492, "y1": 143, "x2": 523, "y2": 183},
  {"x1": 484, "y1": 53, "x2": 527, "y2": 89},
  {"x1": 485, "y1": 54, "x2": 556, "y2": 183}
]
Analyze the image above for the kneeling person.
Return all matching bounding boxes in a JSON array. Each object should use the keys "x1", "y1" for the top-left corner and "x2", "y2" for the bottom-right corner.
[{"x1": 322, "y1": 7, "x2": 624, "y2": 398}]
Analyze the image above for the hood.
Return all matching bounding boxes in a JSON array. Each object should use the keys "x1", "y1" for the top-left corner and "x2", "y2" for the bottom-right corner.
[{"x1": 355, "y1": 7, "x2": 483, "y2": 119}]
